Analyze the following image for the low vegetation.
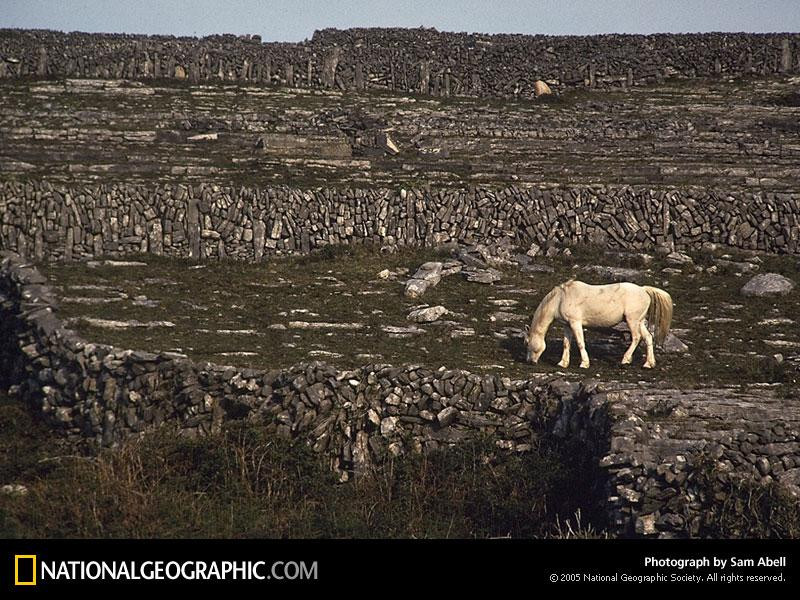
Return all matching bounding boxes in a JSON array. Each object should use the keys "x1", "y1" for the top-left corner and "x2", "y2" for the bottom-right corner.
[
  {"x1": 0, "y1": 390, "x2": 604, "y2": 538},
  {"x1": 694, "y1": 458, "x2": 800, "y2": 538}
]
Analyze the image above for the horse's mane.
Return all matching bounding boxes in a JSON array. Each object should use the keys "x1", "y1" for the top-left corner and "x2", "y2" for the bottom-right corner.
[{"x1": 531, "y1": 286, "x2": 562, "y2": 325}]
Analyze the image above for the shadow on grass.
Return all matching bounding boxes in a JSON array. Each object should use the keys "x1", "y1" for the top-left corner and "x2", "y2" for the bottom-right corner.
[{"x1": 0, "y1": 403, "x2": 607, "y2": 539}]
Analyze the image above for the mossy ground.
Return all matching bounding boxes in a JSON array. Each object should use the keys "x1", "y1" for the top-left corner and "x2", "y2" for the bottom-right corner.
[{"x1": 39, "y1": 244, "x2": 799, "y2": 389}]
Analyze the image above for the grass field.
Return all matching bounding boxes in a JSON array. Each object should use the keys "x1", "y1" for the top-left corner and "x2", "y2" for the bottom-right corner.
[{"x1": 39, "y1": 243, "x2": 799, "y2": 389}]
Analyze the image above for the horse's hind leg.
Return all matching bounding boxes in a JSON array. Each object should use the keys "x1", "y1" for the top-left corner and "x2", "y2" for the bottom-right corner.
[
  {"x1": 558, "y1": 326, "x2": 572, "y2": 368},
  {"x1": 569, "y1": 321, "x2": 590, "y2": 369},
  {"x1": 621, "y1": 316, "x2": 643, "y2": 365},
  {"x1": 640, "y1": 321, "x2": 656, "y2": 368}
]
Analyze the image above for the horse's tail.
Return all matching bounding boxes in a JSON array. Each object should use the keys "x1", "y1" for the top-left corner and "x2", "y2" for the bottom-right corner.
[{"x1": 644, "y1": 286, "x2": 673, "y2": 346}]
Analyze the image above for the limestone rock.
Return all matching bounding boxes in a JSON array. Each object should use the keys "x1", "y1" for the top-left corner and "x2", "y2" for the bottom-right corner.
[
  {"x1": 377, "y1": 131, "x2": 400, "y2": 155},
  {"x1": 437, "y1": 406, "x2": 459, "y2": 427},
  {"x1": 462, "y1": 267, "x2": 502, "y2": 284},
  {"x1": 662, "y1": 332, "x2": 689, "y2": 353},
  {"x1": 522, "y1": 263, "x2": 555, "y2": 274},
  {"x1": 188, "y1": 132, "x2": 219, "y2": 141},
  {"x1": 404, "y1": 262, "x2": 443, "y2": 298},
  {"x1": 407, "y1": 305, "x2": 449, "y2": 323},
  {"x1": 382, "y1": 325, "x2": 425, "y2": 336},
  {"x1": 0, "y1": 484, "x2": 28, "y2": 497},
  {"x1": 449, "y1": 327, "x2": 475, "y2": 338},
  {"x1": 526, "y1": 242, "x2": 542, "y2": 258},
  {"x1": 380, "y1": 416, "x2": 399, "y2": 436},
  {"x1": 582, "y1": 265, "x2": 646, "y2": 283},
  {"x1": 741, "y1": 273, "x2": 794, "y2": 297},
  {"x1": 533, "y1": 80, "x2": 552, "y2": 97},
  {"x1": 665, "y1": 251, "x2": 693, "y2": 266},
  {"x1": 635, "y1": 514, "x2": 657, "y2": 535}
]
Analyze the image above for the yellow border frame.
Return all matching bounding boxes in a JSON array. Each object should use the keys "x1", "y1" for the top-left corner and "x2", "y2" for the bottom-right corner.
[{"x1": 14, "y1": 555, "x2": 37, "y2": 586}]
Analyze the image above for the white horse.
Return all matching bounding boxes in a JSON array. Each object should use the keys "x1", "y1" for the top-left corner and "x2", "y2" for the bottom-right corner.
[{"x1": 526, "y1": 280, "x2": 673, "y2": 369}]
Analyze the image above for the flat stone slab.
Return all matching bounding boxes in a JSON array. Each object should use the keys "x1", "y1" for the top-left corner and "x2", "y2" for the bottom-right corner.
[
  {"x1": 665, "y1": 251, "x2": 693, "y2": 266},
  {"x1": 759, "y1": 318, "x2": 795, "y2": 326},
  {"x1": 62, "y1": 296, "x2": 124, "y2": 304},
  {"x1": 71, "y1": 317, "x2": 175, "y2": 329},
  {"x1": 308, "y1": 350, "x2": 344, "y2": 358},
  {"x1": 86, "y1": 260, "x2": 148, "y2": 268},
  {"x1": 489, "y1": 311, "x2": 526, "y2": 322},
  {"x1": 462, "y1": 267, "x2": 502, "y2": 284},
  {"x1": 449, "y1": 327, "x2": 476, "y2": 338},
  {"x1": 216, "y1": 329, "x2": 260, "y2": 335},
  {"x1": 288, "y1": 321, "x2": 365, "y2": 330},
  {"x1": 522, "y1": 263, "x2": 555, "y2": 274},
  {"x1": 382, "y1": 325, "x2": 425, "y2": 336},
  {"x1": 582, "y1": 265, "x2": 647, "y2": 283},
  {"x1": 488, "y1": 299, "x2": 519, "y2": 307}
]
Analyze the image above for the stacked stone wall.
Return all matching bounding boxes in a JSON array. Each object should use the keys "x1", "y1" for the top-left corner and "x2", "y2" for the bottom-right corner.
[{"x1": 1, "y1": 28, "x2": 798, "y2": 97}]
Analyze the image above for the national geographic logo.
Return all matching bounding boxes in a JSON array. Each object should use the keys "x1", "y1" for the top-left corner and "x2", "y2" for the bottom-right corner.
[
  {"x1": 14, "y1": 555, "x2": 37, "y2": 586},
  {"x1": 9, "y1": 555, "x2": 317, "y2": 585}
]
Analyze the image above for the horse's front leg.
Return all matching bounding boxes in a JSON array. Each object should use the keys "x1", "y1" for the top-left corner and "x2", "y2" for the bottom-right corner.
[
  {"x1": 569, "y1": 321, "x2": 590, "y2": 369},
  {"x1": 558, "y1": 326, "x2": 572, "y2": 368}
]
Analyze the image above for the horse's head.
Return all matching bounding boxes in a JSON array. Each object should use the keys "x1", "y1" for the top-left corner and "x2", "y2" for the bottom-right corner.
[{"x1": 527, "y1": 332, "x2": 545, "y2": 364}]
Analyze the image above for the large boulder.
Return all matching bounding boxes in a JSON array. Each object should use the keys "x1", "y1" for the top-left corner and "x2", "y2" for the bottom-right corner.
[{"x1": 740, "y1": 273, "x2": 794, "y2": 297}]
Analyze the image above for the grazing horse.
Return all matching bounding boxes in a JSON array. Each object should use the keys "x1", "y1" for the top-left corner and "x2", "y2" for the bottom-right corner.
[{"x1": 526, "y1": 280, "x2": 673, "y2": 369}]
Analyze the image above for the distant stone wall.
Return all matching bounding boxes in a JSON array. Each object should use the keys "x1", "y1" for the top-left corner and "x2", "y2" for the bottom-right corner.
[
  {"x1": 3, "y1": 251, "x2": 800, "y2": 538},
  {"x1": 1, "y1": 28, "x2": 798, "y2": 97},
  {"x1": 1, "y1": 181, "x2": 798, "y2": 261}
]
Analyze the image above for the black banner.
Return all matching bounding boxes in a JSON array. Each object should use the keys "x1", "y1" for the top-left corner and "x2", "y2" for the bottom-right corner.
[{"x1": 1, "y1": 538, "x2": 798, "y2": 590}]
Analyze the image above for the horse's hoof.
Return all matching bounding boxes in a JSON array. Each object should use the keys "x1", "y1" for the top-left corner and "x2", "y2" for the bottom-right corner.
[
  {"x1": 579, "y1": 363, "x2": 590, "y2": 369},
  {"x1": 621, "y1": 358, "x2": 632, "y2": 366},
  {"x1": 557, "y1": 361, "x2": 569, "y2": 368},
  {"x1": 643, "y1": 362, "x2": 654, "y2": 369}
]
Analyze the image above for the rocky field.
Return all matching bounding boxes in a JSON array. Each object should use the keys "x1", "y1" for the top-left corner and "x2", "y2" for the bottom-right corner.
[
  {"x1": 2, "y1": 30, "x2": 800, "y2": 538},
  {"x1": 39, "y1": 241, "x2": 798, "y2": 389},
  {"x1": 1, "y1": 75, "x2": 799, "y2": 190}
]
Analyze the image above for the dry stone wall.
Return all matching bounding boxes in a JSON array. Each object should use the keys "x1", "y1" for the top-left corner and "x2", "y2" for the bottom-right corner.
[
  {"x1": 0, "y1": 249, "x2": 603, "y2": 472},
  {"x1": 1, "y1": 28, "x2": 798, "y2": 97},
  {"x1": 597, "y1": 383, "x2": 800, "y2": 538},
  {"x1": 1, "y1": 181, "x2": 799, "y2": 261}
]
